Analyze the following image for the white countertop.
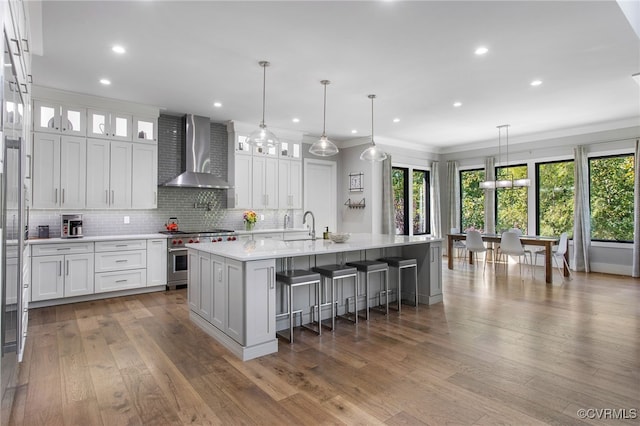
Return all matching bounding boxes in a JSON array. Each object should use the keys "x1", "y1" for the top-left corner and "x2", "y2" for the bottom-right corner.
[
  {"x1": 186, "y1": 233, "x2": 442, "y2": 261},
  {"x1": 27, "y1": 233, "x2": 168, "y2": 244},
  {"x1": 234, "y1": 227, "x2": 309, "y2": 235}
]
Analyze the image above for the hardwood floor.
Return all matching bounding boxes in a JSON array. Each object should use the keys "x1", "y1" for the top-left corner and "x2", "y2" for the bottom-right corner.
[{"x1": 10, "y1": 260, "x2": 640, "y2": 425}]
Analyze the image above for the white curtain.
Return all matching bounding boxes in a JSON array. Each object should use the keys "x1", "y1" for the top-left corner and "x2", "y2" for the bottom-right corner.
[
  {"x1": 430, "y1": 161, "x2": 441, "y2": 238},
  {"x1": 573, "y1": 145, "x2": 591, "y2": 272},
  {"x1": 484, "y1": 157, "x2": 496, "y2": 234},
  {"x1": 381, "y1": 155, "x2": 394, "y2": 235},
  {"x1": 633, "y1": 139, "x2": 639, "y2": 277},
  {"x1": 447, "y1": 161, "x2": 460, "y2": 232}
]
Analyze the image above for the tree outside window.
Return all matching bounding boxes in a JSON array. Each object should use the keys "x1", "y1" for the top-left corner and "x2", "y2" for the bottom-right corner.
[
  {"x1": 413, "y1": 170, "x2": 429, "y2": 235},
  {"x1": 496, "y1": 165, "x2": 528, "y2": 233},
  {"x1": 460, "y1": 169, "x2": 485, "y2": 231},
  {"x1": 392, "y1": 167, "x2": 430, "y2": 235},
  {"x1": 392, "y1": 167, "x2": 408, "y2": 235},
  {"x1": 589, "y1": 154, "x2": 635, "y2": 242},
  {"x1": 536, "y1": 160, "x2": 574, "y2": 237}
]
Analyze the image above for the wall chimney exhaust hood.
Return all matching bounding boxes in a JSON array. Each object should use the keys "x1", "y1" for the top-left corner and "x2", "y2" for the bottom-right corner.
[{"x1": 163, "y1": 114, "x2": 232, "y2": 189}]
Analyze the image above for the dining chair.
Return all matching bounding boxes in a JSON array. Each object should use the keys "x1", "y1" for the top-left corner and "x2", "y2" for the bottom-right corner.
[
  {"x1": 508, "y1": 227, "x2": 533, "y2": 265},
  {"x1": 534, "y1": 232, "x2": 572, "y2": 282},
  {"x1": 498, "y1": 231, "x2": 532, "y2": 278},
  {"x1": 465, "y1": 230, "x2": 491, "y2": 272},
  {"x1": 450, "y1": 227, "x2": 467, "y2": 264}
]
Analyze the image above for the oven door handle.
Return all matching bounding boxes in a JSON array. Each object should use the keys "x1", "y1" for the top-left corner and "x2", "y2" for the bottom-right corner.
[{"x1": 168, "y1": 248, "x2": 188, "y2": 254}]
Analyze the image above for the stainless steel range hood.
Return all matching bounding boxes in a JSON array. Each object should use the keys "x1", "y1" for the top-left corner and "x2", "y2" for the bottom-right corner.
[{"x1": 163, "y1": 114, "x2": 232, "y2": 189}]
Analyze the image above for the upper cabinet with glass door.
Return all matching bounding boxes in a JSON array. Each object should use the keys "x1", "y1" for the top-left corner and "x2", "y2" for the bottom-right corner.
[
  {"x1": 133, "y1": 116, "x2": 158, "y2": 144},
  {"x1": 87, "y1": 109, "x2": 132, "y2": 141},
  {"x1": 279, "y1": 140, "x2": 301, "y2": 160},
  {"x1": 33, "y1": 100, "x2": 86, "y2": 136}
]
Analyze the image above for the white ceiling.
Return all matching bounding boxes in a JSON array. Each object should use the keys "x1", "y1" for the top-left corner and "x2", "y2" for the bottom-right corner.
[{"x1": 31, "y1": 0, "x2": 640, "y2": 152}]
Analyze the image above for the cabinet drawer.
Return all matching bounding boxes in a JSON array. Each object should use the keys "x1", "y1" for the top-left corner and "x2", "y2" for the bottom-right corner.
[
  {"x1": 95, "y1": 269, "x2": 147, "y2": 293},
  {"x1": 32, "y1": 242, "x2": 94, "y2": 256},
  {"x1": 95, "y1": 240, "x2": 146, "y2": 252},
  {"x1": 95, "y1": 250, "x2": 146, "y2": 272}
]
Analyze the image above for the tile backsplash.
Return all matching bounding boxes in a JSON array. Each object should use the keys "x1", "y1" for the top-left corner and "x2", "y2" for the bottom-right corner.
[{"x1": 28, "y1": 114, "x2": 304, "y2": 238}]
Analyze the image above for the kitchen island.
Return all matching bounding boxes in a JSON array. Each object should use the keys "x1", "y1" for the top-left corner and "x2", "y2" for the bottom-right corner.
[{"x1": 186, "y1": 233, "x2": 442, "y2": 360}]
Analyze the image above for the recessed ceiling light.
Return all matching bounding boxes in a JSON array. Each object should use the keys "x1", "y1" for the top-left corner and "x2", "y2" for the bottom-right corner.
[
  {"x1": 112, "y1": 45, "x2": 126, "y2": 54},
  {"x1": 475, "y1": 46, "x2": 489, "y2": 55},
  {"x1": 99, "y1": 78, "x2": 111, "y2": 85},
  {"x1": 351, "y1": 129, "x2": 358, "y2": 134},
  {"x1": 530, "y1": 79, "x2": 543, "y2": 86},
  {"x1": 393, "y1": 118, "x2": 400, "y2": 123},
  {"x1": 213, "y1": 102, "x2": 222, "y2": 108},
  {"x1": 633, "y1": 73, "x2": 640, "y2": 85},
  {"x1": 453, "y1": 102, "x2": 462, "y2": 107},
  {"x1": 292, "y1": 118, "x2": 300, "y2": 123}
]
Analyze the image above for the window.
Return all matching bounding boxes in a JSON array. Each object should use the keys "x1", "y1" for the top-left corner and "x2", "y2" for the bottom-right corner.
[
  {"x1": 392, "y1": 167, "x2": 430, "y2": 235},
  {"x1": 392, "y1": 167, "x2": 408, "y2": 235},
  {"x1": 589, "y1": 154, "x2": 635, "y2": 242},
  {"x1": 412, "y1": 170, "x2": 429, "y2": 235},
  {"x1": 536, "y1": 160, "x2": 574, "y2": 237},
  {"x1": 495, "y1": 164, "x2": 528, "y2": 233},
  {"x1": 460, "y1": 168, "x2": 485, "y2": 231}
]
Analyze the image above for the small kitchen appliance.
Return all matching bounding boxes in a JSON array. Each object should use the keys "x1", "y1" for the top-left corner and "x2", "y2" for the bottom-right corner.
[
  {"x1": 37, "y1": 225, "x2": 49, "y2": 239},
  {"x1": 61, "y1": 214, "x2": 83, "y2": 238}
]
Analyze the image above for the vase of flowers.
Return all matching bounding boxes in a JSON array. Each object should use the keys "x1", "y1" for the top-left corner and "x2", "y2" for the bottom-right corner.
[{"x1": 243, "y1": 210, "x2": 257, "y2": 231}]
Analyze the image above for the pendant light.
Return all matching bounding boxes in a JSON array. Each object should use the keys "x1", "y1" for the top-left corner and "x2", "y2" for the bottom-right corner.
[
  {"x1": 246, "y1": 60, "x2": 279, "y2": 149},
  {"x1": 309, "y1": 80, "x2": 339, "y2": 156},
  {"x1": 360, "y1": 94, "x2": 387, "y2": 162},
  {"x1": 479, "y1": 124, "x2": 531, "y2": 189}
]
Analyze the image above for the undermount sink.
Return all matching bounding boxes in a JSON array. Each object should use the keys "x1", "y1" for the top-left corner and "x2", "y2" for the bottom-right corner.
[{"x1": 282, "y1": 237, "x2": 315, "y2": 242}]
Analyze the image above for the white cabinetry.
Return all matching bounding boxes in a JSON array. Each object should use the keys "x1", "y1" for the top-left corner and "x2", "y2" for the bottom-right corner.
[
  {"x1": 133, "y1": 116, "x2": 158, "y2": 143},
  {"x1": 252, "y1": 156, "x2": 278, "y2": 209},
  {"x1": 87, "y1": 109, "x2": 132, "y2": 141},
  {"x1": 32, "y1": 133, "x2": 86, "y2": 209},
  {"x1": 188, "y1": 249, "x2": 276, "y2": 357},
  {"x1": 278, "y1": 159, "x2": 302, "y2": 209},
  {"x1": 31, "y1": 242, "x2": 95, "y2": 301},
  {"x1": 33, "y1": 100, "x2": 86, "y2": 136},
  {"x1": 146, "y1": 238, "x2": 167, "y2": 286},
  {"x1": 188, "y1": 250, "x2": 212, "y2": 320},
  {"x1": 86, "y1": 139, "x2": 132, "y2": 209},
  {"x1": 231, "y1": 153, "x2": 252, "y2": 209},
  {"x1": 279, "y1": 140, "x2": 301, "y2": 159},
  {"x1": 242, "y1": 259, "x2": 276, "y2": 347},
  {"x1": 94, "y1": 240, "x2": 147, "y2": 293},
  {"x1": 131, "y1": 144, "x2": 158, "y2": 208}
]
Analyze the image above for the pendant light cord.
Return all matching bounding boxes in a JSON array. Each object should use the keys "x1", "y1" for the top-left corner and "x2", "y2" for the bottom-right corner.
[
  {"x1": 261, "y1": 63, "x2": 266, "y2": 127},
  {"x1": 369, "y1": 94, "x2": 376, "y2": 146},
  {"x1": 322, "y1": 82, "x2": 327, "y2": 136}
]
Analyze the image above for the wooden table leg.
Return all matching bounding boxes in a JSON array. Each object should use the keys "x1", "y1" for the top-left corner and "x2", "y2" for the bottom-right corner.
[
  {"x1": 544, "y1": 241, "x2": 553, "y2": 284},
  {"x1": 563, "y1": 250, "x2": 570, "y2": 277},
  {"x1": 448, "y1": 235, "x2": 454, "y2": 270}
]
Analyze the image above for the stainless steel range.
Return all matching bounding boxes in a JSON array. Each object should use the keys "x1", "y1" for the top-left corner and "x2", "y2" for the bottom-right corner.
[{"x1": 160, "y1": 229, "x2": 237, "y2": 289}]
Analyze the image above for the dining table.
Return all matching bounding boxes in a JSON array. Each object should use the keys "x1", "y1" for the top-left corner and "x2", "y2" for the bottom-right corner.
[{"x1": 447, "y1": 233, "x2": 569, "y2": 284}]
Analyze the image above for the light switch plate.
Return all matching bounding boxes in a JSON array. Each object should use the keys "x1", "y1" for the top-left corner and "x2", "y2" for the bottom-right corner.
[{"x1": 124, "y1": 216, "x2": 130, "y2": 224}]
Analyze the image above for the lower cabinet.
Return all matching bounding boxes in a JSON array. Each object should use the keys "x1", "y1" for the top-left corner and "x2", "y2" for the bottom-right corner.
[
  {"x1": 32, "y1": 253, "x2": 94, "y2": 301},
  {"x1": 188, "y1": 249, "x2": 276, "y2": 348},
  {"x1": 94, "y1": 240, "x2": 147, "y2": 293},
  {"x1": 30, "y1": 237, "x2": 167, "y2": 303},
  {"x1": 31, "y1": 242, "x2": 95, "y2": 301}
]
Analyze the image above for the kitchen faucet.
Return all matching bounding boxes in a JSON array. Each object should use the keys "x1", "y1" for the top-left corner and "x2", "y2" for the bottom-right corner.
[
  {"x1": 303, "y1": 211, "x2": 316, "y2": 240},
  {"x1": 283, "y1": 213, "x2": 290, "y2": 229}
]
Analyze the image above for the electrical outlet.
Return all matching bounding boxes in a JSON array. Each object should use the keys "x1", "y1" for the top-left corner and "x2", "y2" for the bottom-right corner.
[
  {"x1": 124, "y1": 216, "x2": 130, "y2": 224},
  {"x1": 260, "y1": 214, "x2": 264, "y2": 220}
]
